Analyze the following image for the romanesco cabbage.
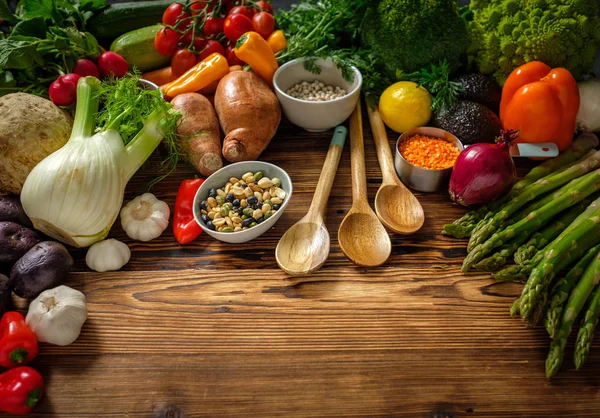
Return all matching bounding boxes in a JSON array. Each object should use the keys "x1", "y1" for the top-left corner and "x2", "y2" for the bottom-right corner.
[{"x1": 468, "y1": 0, "x2": 600, "y2": 84}]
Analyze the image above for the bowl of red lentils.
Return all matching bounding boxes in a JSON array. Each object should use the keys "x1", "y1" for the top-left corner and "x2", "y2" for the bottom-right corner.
[{"x1": 395, "y1": 127, "x2": 464, "y2": 192}]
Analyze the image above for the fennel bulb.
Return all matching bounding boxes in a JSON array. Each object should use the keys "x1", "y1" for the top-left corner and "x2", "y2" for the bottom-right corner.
[{"x1": 21, "y1": 76, "x2": 176, "y2": 248}]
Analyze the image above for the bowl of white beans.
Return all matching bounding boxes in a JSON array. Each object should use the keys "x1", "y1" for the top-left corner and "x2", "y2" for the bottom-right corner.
[{"x1": 273, "y1": 57, "x2": 362, "y2": 132}]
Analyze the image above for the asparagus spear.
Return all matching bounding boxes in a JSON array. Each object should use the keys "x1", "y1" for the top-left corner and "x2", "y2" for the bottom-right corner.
[
  {"x1": 468, "y1": 150, "x2": 600, "y2": 252},
  {"x1": 463, "y1": 170, "x2": 600, "y2": 272},
  {"x1": 494, "y1": 195, "x2": 600, "y2": 281},
  {"x1": 544, "y1": 244, "x2": 600, "y2": 338},
  {"x1": 546, "y1": 248, "x2": 600, "y2": 379},
  {"x1": 574, "y1": 279, "x2": 600, "y2": 370},
  {"x1": 519, "y1": 209, "x2": 600, "y2": 322},
  {"x1": 514, "y1": 198, "x2": 594, "y2": 265},
  {"x1": 472, "y1": 234, "x2": 531, "y2": 272},
  {"x1": 510, "y1": 297, "x2": 521, "y2": 317},
  {"x1": 441, "y1": 133, "x2": 598, "y2": 238}
]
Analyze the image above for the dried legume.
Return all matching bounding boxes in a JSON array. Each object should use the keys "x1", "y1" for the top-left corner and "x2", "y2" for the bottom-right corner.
[
  {"x1": 286, "y1": 80, "x2": 347, "y2": 101},
  {"x1": 199, "y1": 171, "x2": 287, "y2": 233},
  {"x1": 399, "y1": 134, "x2": 460, "y2": 170}
]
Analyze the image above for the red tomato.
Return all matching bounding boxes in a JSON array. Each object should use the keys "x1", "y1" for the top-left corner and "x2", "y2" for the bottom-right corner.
[
  {"x1": 181, "y1": 30, "x2": 206, "y2": 50},
  {"x1": 255, "y1": 1, "x2": 273, "y2": 14},
  {"x1": 72, "y1": 58, "x2": 100, "y2": 78},
  {"x1": 228, "y1": 5, "x2": 253, "y2": 18},
  {"x1": 252, "y1": 12, "x2": 274, "y2": 38},
  {"x1": 162, "y1": 3, "x2": 189, "y2": 27},
  {"x1": 97, "y1": 52, "x2": 129, "y2": 78},
  {"x1": 171, "y1": 49, "x2": 197, "y2": 77},
  {"x1": 154, "y1": 26, "x2": 180, "y2": 56},
  {"x1": 224, "y1": 14, "x2": 252, "y2": 42},
  {"x1": 198, "y1": 40, "x2": 225, "y2": 61},
  {"x1": 190, "y1": 0, "x2": 216, "y2": 16},
  {"x1": 225, "y1": 45, "x2": 245, "y2": 66},
  {"x1": 203, "y1": 16, "x2": 225, "y2": 36}
]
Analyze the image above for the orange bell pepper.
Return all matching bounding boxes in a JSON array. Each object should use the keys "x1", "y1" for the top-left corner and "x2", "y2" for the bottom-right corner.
[
  {"x1": 500, "y1": 61, "x2": 580, "y2": 151},
  {"x1": 267, "y1": 30, "x2": 287, "y2": 54},
  {"x1": 162, "y1": 52, "x2": 230, "y2": 98},
  {"x1": 235, "y1": 31, "x2": 279, "y2": 86}
]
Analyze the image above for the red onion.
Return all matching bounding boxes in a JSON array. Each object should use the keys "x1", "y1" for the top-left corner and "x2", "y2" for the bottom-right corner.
[{"x1": 449, "y1": 130, "x2": 518, "y2": 207}]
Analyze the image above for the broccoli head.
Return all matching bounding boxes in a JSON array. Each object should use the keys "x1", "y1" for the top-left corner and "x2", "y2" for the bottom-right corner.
[
  {"x1": 360, "y1": 0, "x2": 470, "y2": 75},
  {"x1": 468, "y1": 0, "x2": 600, "y2": 85}
]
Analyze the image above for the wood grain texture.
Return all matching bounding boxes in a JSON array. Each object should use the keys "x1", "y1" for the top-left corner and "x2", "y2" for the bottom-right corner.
[{"x1": 2, "y1": 114, "x2": 597, "y2": 418}]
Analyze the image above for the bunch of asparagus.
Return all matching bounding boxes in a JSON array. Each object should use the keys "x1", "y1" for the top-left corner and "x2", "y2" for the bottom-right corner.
[{"x1": 444, "y1": 132, "x2": 600, "y2": 378}]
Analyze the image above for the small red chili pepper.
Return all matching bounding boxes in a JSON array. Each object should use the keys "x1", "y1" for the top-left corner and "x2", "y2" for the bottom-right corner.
[
  {"x1": 173, "y1": 178, "x2": 205, "y2": 244},
  {"x1": 0, "y1": 366, "x2": 44, "y2": 414},
  {"x1": 0, "y1": 312, "x2": 38, "y2": 368}
]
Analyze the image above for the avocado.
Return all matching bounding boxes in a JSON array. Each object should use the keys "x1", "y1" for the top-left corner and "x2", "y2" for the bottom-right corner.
[
  {"x1": 455, "y1": 73, "x2": 502, "y2": 114},
  {"x1": 431, "y1": 100, "x2": 502, "y2": 145}
]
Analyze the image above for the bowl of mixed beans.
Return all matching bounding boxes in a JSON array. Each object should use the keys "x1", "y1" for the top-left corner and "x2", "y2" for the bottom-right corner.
[
  {"x1": 193, "y1": 161, "x2": 293, "y2": 243},
  {"x1": 395, "y1": 127, "x2": 464, "y2": 192}
]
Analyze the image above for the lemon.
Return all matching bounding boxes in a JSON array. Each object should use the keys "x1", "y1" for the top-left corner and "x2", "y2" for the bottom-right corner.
[{"x1": 379, "y1": 82, "x2": 432, "y2": 133}]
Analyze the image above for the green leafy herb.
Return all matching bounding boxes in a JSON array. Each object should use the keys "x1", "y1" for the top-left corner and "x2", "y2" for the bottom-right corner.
[
  {"x1": 397, "y1": 60, "x2": 464, "y2": 112},
  {"x1": 0, "y1": 0, "x2": 18, "y2": 21}
]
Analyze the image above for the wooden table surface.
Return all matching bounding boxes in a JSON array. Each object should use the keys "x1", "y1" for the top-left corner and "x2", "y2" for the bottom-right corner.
[{"x1": 5, "y1": 116, "x2": 600, "y2": 418}]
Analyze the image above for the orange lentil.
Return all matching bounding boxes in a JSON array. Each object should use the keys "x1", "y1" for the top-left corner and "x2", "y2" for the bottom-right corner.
[{"x1": 398, "y1": 134, "x2": 460, "y2": 170}]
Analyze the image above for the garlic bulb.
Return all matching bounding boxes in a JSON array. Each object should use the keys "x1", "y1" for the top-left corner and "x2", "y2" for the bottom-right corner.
[
  {"x1": 26, "y1": 285, "x2": 87, "y2": 346},
  {"x1": 120, "y1": 193, "x2": 170, "y2": 241},
  {"x1": 86, "y1": 238, "x2": 130, "y2": 272}
]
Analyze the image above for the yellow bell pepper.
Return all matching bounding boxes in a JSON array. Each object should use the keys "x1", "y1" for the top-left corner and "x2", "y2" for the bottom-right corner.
[
  {"x1": 235, "y1": 31, "x2": 279, "y2": 86},
  {"x1": 163, "y1": 52, "x2": 230, "y2": 98},
  {"x1": 267, "y1": 30, "x2": 287, "y2": 54}
]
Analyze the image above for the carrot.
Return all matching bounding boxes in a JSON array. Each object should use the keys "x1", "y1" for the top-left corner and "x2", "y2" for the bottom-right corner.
[
  {"x1": 142, "y1": 67, "x2": 176, "y2": 86},
  {"x1": 399, "y1": 134, "x2": 460, "y2": 170},
  {"x1": 171, "y1": 93, "x2": 223, "y2": 176}
]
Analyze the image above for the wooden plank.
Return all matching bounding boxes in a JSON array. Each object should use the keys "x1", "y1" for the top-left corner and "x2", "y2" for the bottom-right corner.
[{"x1": 2, "y1": 119, "x2": 592, "y2": 417}]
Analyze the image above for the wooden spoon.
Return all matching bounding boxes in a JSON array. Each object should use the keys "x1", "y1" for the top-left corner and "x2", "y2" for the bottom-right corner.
[
  {"x1": 367, "y1": 105, "x2": 425, "y2": 234},
  {"x1": 338, "y1": 102, "x2": 391, "y2": 267},
  {"x1": 275, "y1": 126, "x2": 348, "y2": 275}
]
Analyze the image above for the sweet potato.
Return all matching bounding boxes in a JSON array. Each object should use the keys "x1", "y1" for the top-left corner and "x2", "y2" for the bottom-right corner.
[
  {"x1": 214, "y1": 71, "x2": 281, "y2": 162},
  {"x1": 171, "y1": 93, "x2": 223, "y2": 177}
]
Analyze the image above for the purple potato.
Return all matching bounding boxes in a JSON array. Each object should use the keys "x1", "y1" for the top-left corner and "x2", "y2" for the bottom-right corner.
[
  {"x1": 11, "y1": 241, "x2": 73, "y2": 299},
  {"x1": 0, "y1": 195, "x2": 32, "y2": 227},
  {"x1": 0, "y1": 274, "x2": 11, "y2": 316},
  {"x1": 0, "y1": 221, "x2": 41, "y2": 268}
]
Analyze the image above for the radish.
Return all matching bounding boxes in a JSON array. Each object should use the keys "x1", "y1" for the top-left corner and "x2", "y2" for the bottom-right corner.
[
  {"x1": 97, "y1": 52, "x2": 129, "y2": 78},
  {"x1": 48, "y1": 75, "x2": 80, "y2": 107},
  {"x1": 73, "y1": 59, "x2": 100, "y2": 78}
]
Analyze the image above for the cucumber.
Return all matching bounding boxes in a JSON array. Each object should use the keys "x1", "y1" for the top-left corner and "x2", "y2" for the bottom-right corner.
[
  {"x1": 111, "y1": 25, "x2": 172, "y2": 73},
  {"x1": 88, "y1": 0, "x2": 172, "y2": 44}
]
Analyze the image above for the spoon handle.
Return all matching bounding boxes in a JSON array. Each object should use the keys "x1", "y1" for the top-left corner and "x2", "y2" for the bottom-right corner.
[
  {"x1": 308, "y1": 126, "x2": 347, "y2": 219},
  {"x1": 367, "y1": 105, "x2": 397, "y2": 186},
  {"x1": 349, "y1": 101, "x2": 369, "y2": 204}
]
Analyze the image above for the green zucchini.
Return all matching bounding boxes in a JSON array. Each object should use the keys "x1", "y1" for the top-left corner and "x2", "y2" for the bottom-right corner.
[
  {"x1": 88, "y1": 0, "x2": 172, "y2": 44},
  {"x1": 110, "y1": 25, "x2": 171, "y2": 73}
]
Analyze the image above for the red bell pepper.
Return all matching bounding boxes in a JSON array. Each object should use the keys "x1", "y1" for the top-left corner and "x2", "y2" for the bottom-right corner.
[
  {"x1": 0, "y1": 312, "x2": 38, "y2": 368},
  {"x1": 500, "y1": 61, "x2": 580, "y2": 152},
  {"x1": 173, "y1": 178, "x2": 205, "y2": 244},
  {"x1": 0, "y1": 367, "x2": 44, "y2": 414}
]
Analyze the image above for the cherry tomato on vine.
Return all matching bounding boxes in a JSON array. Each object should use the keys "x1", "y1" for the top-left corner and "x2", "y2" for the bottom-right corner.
[
  {"x1": 154, "y1": 27, "x2": 180, "y2": 56},
  {"x1": 225, "y1": 45, "x2": 245, "y2": 66},
  {"x1": 224, "y1": 13, "x2": 253, "y2": 42},
  {"x1": 190, "y1": 0, "x2": 216, "y2": 16},
  {"x1": 255, "y1": 1, "x2": 273, "y2": 14},
  {"x1": 228, "y1": 5, "x2": 253, "y2": 19},
  {"x1": 162, "y1": 3, "x2": 189, "y2": 27},
  {"x1": 171, "y1": 49, "x2": 197, "y2": 77},
  {"x1": 252, "y1": 12, "x2": 275, "y2": 38},
  {"x1": 203, "y1": 16, "x2": 225, "y2": 36},
  {"x1": 198, "y1": 40, "x2": 226, "y2": 61},
  {"x1": 181, "y1": 30, "x2": 206, "y2": 50}
]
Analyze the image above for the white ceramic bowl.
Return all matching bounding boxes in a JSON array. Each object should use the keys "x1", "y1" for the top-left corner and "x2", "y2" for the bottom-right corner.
[
  {"x1": 193, "y1": 161, "x2": 293, "y2": 244},
  {"x1": 273, "y1": 58, "x2": 362, "y2": 132}
]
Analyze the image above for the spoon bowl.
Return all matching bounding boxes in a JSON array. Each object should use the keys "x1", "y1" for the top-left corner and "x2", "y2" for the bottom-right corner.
[
  {"x1": 338, "y1": 207, "x2": 391, "y2": 267},
  {"x1": 276, "y1": 221, "x2": 330, "y2": 275},
  {"x1": 374, "y1": 184, "x2": 425, "y2": 234}
]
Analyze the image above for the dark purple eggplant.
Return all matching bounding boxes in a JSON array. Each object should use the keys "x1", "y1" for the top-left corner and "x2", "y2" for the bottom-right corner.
[
  {"x1": 10, "y1": 241, "x2": 73, "y2": 299},
  {"x1": 0, "y1": 195, "x2": 32, "y2": 227},
  {"x1": 0, "y1": 221, "x2": 41, "y2": 270},
  {"x1": 0, "y1": 274, "x2": 11, "y2": 316}
]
